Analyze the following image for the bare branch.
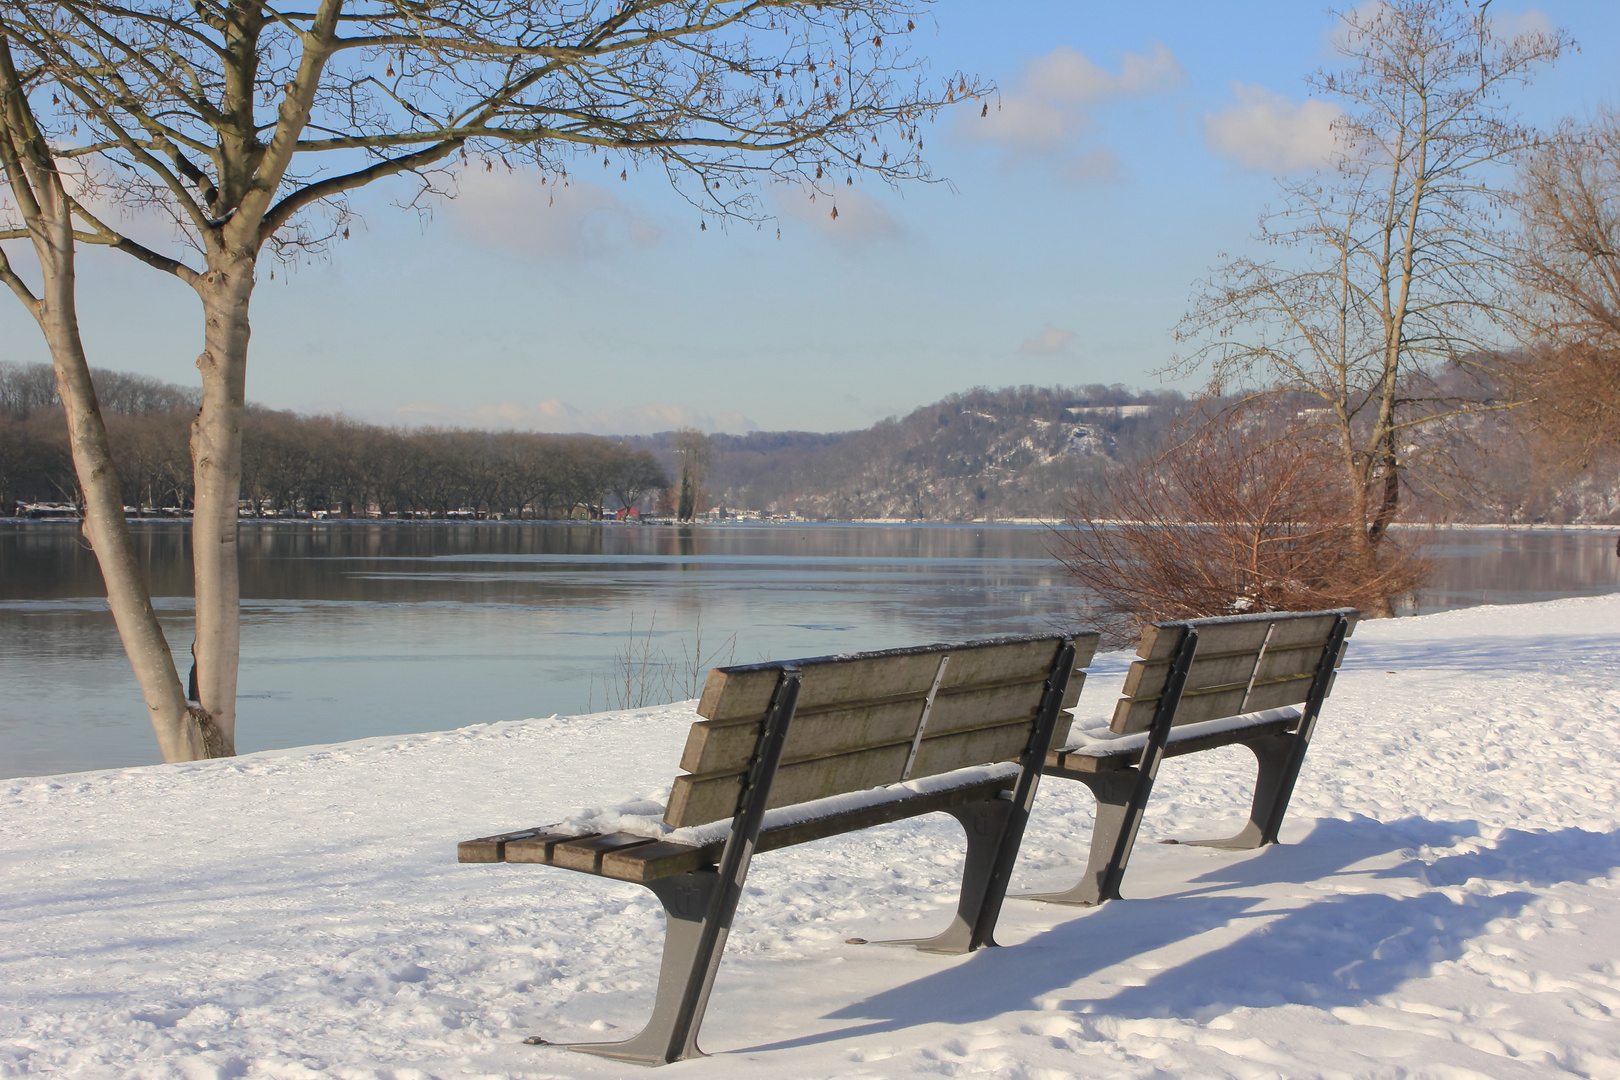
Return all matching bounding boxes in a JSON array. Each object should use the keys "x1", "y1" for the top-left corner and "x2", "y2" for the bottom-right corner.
[{"x1": 0, "y1": 240, "x2": 41, "y2": 313}]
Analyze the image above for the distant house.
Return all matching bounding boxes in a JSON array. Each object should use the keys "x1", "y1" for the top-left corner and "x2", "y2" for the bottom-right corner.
[{"x1": 614, "y1": 507, "x2": 643, "y2": 522}]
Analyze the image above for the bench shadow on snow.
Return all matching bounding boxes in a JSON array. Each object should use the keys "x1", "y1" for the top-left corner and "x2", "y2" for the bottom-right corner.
[{"x1": 735, "y1": 816, "x2": 1620, "y2": 1054}]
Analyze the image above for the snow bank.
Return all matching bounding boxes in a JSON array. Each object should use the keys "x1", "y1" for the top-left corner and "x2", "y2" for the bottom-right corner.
[{"x1": 3, "y1": 594, "x2": 1619, "y2": 1078}]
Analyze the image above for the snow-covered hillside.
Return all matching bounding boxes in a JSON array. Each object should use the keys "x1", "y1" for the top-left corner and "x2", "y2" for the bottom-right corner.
[{"x1": 3, "y1": 595, "x2": 1618, "y2": 1078}]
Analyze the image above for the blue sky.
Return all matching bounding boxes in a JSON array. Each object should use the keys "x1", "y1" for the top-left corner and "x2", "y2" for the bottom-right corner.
[{"x1": 4, "y1": 1, "x2": 1618, "y2": 435}]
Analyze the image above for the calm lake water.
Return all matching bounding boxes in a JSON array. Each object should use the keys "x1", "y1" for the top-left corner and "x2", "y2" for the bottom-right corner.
[{"x1": 2, "y1": 521, "x2": 1617, "y2": 778}]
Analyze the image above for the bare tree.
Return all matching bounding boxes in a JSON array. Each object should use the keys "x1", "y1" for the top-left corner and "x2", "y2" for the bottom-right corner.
[
  {"x1": 609, "y1": 445, "x2": 670, "y2": 512},
  {"x1": 1515, "y1": 109, "x2": 1620, "y2": 466},
  {"x1": 0, "y1": 0, "x2": 978, "y2": 760},
  {"x1": 1173, "y1": 0, "x2": 1566, "y2": 615},
  {"x1": 673, "y1": 426, "x2": 710, "y2": 520}
]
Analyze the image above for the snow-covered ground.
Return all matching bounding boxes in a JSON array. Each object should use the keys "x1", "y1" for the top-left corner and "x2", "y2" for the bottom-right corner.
[{"x1": 3, "y1": 594, "x2": 1619, "y2": 1079}]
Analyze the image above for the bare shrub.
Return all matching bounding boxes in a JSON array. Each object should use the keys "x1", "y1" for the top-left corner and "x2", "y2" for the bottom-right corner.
[
  {"x1": 591, "y1": 609, "x2": 738, "y2": 712},
  {"x1": 599, "y1": 612, "x2": 671, "y2": 712},
  {"x1": 1054, "y1": 412, "x2": 1429, "y2": 639}
]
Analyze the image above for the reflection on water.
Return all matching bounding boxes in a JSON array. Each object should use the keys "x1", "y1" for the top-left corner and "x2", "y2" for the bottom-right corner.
[{"x1": 1, "y1": 521, "x2": 1615, "y2": 778}]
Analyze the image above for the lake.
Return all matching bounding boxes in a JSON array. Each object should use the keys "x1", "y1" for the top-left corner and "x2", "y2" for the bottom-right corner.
[{"x1": 2, "y1": 521, "x2": 1617, "y2": 778}]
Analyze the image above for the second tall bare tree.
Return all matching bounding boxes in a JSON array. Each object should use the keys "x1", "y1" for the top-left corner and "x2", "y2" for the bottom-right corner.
[{"x1": 1173, "y1": 0, "x2": 1566, "y2": 614}]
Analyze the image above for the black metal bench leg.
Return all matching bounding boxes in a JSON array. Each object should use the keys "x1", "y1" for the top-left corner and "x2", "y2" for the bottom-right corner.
[
  {"x1": 876, "y1": 799, "x2": 1014, "y2": 953},
  {"x1": 570, "y1": 665, "x2": 807, "y2": 1066},
  {"x1": 878, "y1": 638, "x2": 1078, "y2": 950},
  {"x1": 1175, "y1": 614, "x2": 1347, "y2": 851},
  {"x1": 1183, "y1": 614, "x2": 1346, "y2": 850},
  {"x1": 567, "y1": 869, "x2": 723, "y2": 1066},
  {"x1": 1176, "y1": 732, "x2": 1294, "y2": 850},
  {"x1": 1017, "y1": 768, "x2": 1137, "y2": 906}
]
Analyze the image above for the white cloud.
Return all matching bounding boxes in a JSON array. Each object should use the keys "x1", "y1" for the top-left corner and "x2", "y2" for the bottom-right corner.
[
  {"x1": 384, "y1": 398, "x2": 757, "y2": 436},
  {"x1": 972, "y1": 95, "x2": 1077, "y2": 153},
  {"x1": 1202, "y1": 84, "x2": 1343, "y2": 173},
  {"x1": 959, "y1": 43, "x2": 1183, "y2": 184},
  {"x1": 1019, "y1": 326, "x2": 1076, "y2": 357},
  {"x1": 774, "y1": 184, "x2": 903, "y2": 251},
  {"x1": 1024, "y1": 43, "x2": 1183, "y2": 106},
  {"x1": 1492, "y1": 7, "x2": 1556, "y2": 42},
  {"x1": 450, "y1": 168, "x2": 661, "y2": 259}
]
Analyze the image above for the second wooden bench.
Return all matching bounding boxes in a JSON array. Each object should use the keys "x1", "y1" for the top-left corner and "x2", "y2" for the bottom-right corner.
[{"x1": 1030, "y1": 608, "x2": 1356, "y2": 906}]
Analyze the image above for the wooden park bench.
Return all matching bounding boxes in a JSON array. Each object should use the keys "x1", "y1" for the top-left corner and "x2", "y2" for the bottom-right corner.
[
  {"x1": 459, "y1": 631, "x2": 1100, "y2": 1066},
  {"x1": 1028, "y1": 608, "x2": 1356, "y2": 907}
]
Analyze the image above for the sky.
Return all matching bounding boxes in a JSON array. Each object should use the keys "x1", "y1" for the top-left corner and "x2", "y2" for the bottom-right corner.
[{"x1": 3, "y1": 1, "x2": 1619, "y2": 436}]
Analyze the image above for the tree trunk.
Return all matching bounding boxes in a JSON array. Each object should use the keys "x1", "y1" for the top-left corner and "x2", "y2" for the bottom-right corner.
[
  {"x1": 1342, "y1": 436, "x2": 1396, "y2": 618},
  {"x1": 31, "y1": 187, "x2": 213, "y2": 760},
  {"x1": 189, "y1": 257, "x2": 254, "y2": 754}
]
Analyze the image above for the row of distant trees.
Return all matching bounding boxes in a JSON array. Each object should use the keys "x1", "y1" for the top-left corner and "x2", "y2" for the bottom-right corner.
[
  {"x1": 0, "y1": 360, "x2": 200, "y2": 419},
  {"x1": 0, "y1": 366, "x2": 670, "y2": 519}
]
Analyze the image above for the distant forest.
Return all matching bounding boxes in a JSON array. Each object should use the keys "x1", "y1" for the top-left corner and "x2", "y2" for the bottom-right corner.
[
  {"x1": 0, "y1": 363, "x2": 667, "y2": 518},
  {"x1": 0, "y1": 362, "x2": 1187, "y2": 520},
  {"x1": 3, "y1": 361, "x2": 1614, "y2": 523}
]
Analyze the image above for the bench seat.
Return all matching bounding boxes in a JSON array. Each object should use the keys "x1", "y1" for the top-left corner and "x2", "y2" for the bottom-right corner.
[
  {"x1": 461, "y1": 762, "x2": 1022, "y2": 883},
  {"x1": 1046, "y1": 707, "x2": 1303, "y2": 774}
]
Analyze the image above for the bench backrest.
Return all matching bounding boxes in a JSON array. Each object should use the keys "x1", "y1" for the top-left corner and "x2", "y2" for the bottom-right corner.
[
  {"x1": 1110, "y1": 609, "x2": 1358, "y2": 734},
  {"x1": 665, "y1": 632, "x2": 1102, "y2": 828}
]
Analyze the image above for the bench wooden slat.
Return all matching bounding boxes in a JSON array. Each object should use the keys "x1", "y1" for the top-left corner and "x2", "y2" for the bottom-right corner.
[
  {"x1": 1110, "y1": 613, "x2": 1356, "y2": 734},
  {"x1": 697, "y1": 636, "x2": 1096, "y2": 725},
  {"x1": 1255, "y1": 639, "x2": 1342, "y2": 682},
  {"x1": 666, "y1": 716, "x2": 1035, "y2": 828},
  {"x1": 1122, "y1": 636, "x2": 1335, "y2": 699},
  {"x1": 1113, "y1": 671, "x2": 1322, "y2": 733},
  {"x1": 600, "y1": 839, "x2": 714, "y2": 882},
  {"x1": 458, "y1": 826, "x2": 556, "y2": 863},
  {"x1": 1135, "y1": 619, "x2": 1270, "y2": 662},
  {"x1": 1135, "y1": 611, "x2": 1353, "y2": 662},
  {"x1": 551, "y1": 832, "x2": 659, "y2": 872},
  {"x1": 504, "y1": 832, "x2": 580, "y2": 863},
  {"x1": 679, "y1": 677, "x2": 1051, "y2": 777},
  {"x1": 909, "y1": 720, "x2": 1032, "y2": 780},
  {"x1": 697, "y1": 652, "x2": 943, "y2": 723}
]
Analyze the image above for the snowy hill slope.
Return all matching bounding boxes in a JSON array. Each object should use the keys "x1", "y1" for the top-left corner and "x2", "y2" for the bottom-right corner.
[{"x1": 3, "y1": 594, "x2": 1618, "y2": 1078}]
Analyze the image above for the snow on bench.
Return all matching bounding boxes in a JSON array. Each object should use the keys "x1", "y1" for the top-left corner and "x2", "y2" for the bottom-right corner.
[
  {"x1": 459, "y1": 631, "x2": 1098, "y2": 1065},
  {"x1": 1030, "y1": 608, "x2": 1357, "y2": 906}
]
